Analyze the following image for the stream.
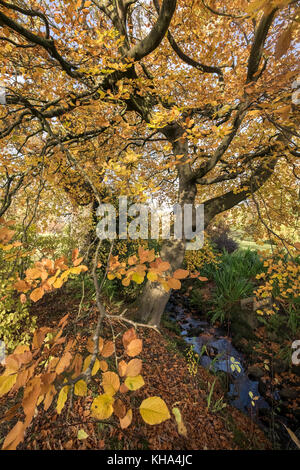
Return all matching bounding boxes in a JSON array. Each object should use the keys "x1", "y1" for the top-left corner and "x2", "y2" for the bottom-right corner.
[{"x1": 165, "y1": 292, "x2": 298, "y2": 448}]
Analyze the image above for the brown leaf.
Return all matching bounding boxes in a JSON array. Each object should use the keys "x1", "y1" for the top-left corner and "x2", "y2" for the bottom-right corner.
[
  {"x1": 113, "y1": 399, "x2": 126, "y2": 419},
  {"x1": 55, "y1": 352, "x2": 72, "y2": 375},
  {"x1": 275, "y1": 26, "x2": 292, "y2": 60}
]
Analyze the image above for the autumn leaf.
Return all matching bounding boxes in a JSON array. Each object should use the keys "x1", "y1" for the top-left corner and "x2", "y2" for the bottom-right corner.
[
  {"x1": 2, "y1": 421, "x2": 25, "y2": 450},
  {"x1": 56, "y1": 385, "x2": 70, "y2": 414},
  {"x1": 167, "y1": 278, "x2": 181, "y2": 289},
  {"x1": 122, "y1": 328, "x2": 137, "y2": 349},
  {"x1": 91, "y1": 394, "x2": 114, "y2": 420},
  {"x1": 30, "y1": 287, "x2": 45, "y2": 302},
  {"x1": 118, "y1": 360, "x2": 128, "y2": 377},
  {"x1": 125, "y1": 374, "x2": 145, "y2": 391},
  {"x1": 172, "y1": 407, "x2": 187, "y2": 437},
  {"x1": 102, "y1": 371, "x2": 120, "y2": 396},
  {"x1": 140, "y1": 397, "x2": 170, "y2": 425},
  {"x1": 99, "y1": 360, "x2": 108, "y2": 372},
  {"x1": 74, "y1": 379, "x2": 87, "y2": 397},
  {"x1": 275, "y1": 26, "x2": 292, "y2": 60},
  {"x1": 126, "y1": 339, "x2": 143, "y2": 357},
  {"x1": 119, "y1": 408, "x2": 132, "y2": 429},
  {"x1": 77, "y1": 429, "x2": 88, "y2": 440},
  {"x1": 157, "y1": 261, "x2": 171, "y2": 272},
  {"x1": 126, "y1": 358, "x2": 142, "y2": 376},
  {"x1": 173, "y1": 269, "x2": 189, "y2": 279},
  {"x1": 102, "y1": 341, "x2": 115, "y2": 358},
  {"x1": 147, "y1": 271, "x2": 158, "y2": 282},
  {"x1": 131, "y1": 272, "x2": 145, "y2": 284},
  {"x1": 113, "y1": 399, "x2": 126, "y2": 419},
  {"x1": 0, "y1": 373, "x2": 17, "y2": 397},
  {"x1": 56, "y1": 352, "x2": 72, "y2": 375}
]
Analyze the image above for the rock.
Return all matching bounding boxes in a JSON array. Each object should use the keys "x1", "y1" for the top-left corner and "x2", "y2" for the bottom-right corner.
[
  {"x1": 187, "y1": 327, "x2": 204, "y2": 337},
  {"x1": 248, "y1": 366, "x2": 265, "y2": 380},
  {"x1": 240, "y1": 297, "x2": 255, "y2": 310},
  {"x1": 279, "y1": 388, "x2": 298, "y2": 400}
]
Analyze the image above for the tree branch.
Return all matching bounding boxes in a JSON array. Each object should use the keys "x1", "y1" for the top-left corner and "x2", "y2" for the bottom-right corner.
[{"x1": 126, "y1": 0, "x2": 177, "y2": 61}]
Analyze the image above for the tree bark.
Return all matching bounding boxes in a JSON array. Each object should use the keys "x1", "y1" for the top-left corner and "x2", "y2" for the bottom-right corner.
[{"x1": 137, "y1": 123, "x2": 197, "y2": 325}]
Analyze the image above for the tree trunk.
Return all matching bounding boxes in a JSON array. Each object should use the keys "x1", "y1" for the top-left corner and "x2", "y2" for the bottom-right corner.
[
  {"x1": 138, "y1": 238, "x2": 186, "y2": 325},
  {"x1": 137, "y1": 123, "x2": 197, "y2": 326}
]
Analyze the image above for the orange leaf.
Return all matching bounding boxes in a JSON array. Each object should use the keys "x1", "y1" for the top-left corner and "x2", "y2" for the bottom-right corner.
[
  {"x1": 30, "y1": 287, "x2": 44, "y2": 302},
  {"x1": 122, "y1": 328, "x2": 137, "y2": 349},
  {"x1": 102, "y1": 341, "x2": 115, "y2": 358},
  {"x1": 173, "y1": 269, "x2": 189, "y2": 279},
  {"x1": 119, "y1": 409, "x2": 132, "y2": 429},
  {"x1": 118, "y1": 360, "x2": 127, "y2": 377},
  {"x1": 126, "y1": 358, "x2": 142, "y2": 376},
  {"x1": 167, "y1": 278, "x2": 181, "y2": 289},
  {"x1": 126, "y1": 339, "x2": 142, "y2": 357},
  {"x1": 2, "y1": 421, "x2": 25, "y2": 450}
]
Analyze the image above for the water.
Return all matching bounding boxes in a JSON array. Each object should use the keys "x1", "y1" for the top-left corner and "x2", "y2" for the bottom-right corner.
[{"x1": 166, "y1": 295, "x2": 270, "y2": 414}]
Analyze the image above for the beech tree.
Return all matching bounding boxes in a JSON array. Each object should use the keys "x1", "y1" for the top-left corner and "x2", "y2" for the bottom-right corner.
[{"x1": 0, "y1": 0, "x2": 299, "y2": 325}]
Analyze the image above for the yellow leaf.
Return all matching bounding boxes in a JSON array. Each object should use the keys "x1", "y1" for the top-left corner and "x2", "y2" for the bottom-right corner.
[
  {"x1": 147, "y1": 271, "x2": 158, "y2": 282},
  {"x1": 53, "y1": 277, "x2": 64, "y2": 289},
  {"x1": 140, "y1": 397, "x2": 170, "y2": 425},
  {"x1": 91, "y1": 394, "x2": 114, "y2": 420},
  {"x1": 172, "y1": 407, "x2": 187, "y2": 437},
  {"x1": 131, "y1": 272, "x2": 145, "y2": 284},
  {"x1": 82, "y1": 354, "x2": 92, "y2": 372},
  {"x1": 0, "y1": 373, "x2": 17, "y2": 397},
  {"x1": 74, "y1": 380, "x2": 87, "y2": 397},
  {"x1": 77, "y1": 429, "x2": 88, "y2": 440},
  {"x1": 56, "y1": 385, "x2": 69, "y2": 414},
  {"x1": 125, "y1": 374, "x2": 145, "y2": 391},
  {"x1": 91, "y1": 358, "x2": 100, "y2": 376}
]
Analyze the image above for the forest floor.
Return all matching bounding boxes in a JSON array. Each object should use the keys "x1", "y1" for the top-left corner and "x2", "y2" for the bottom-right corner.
[{"x1": 0, "y1": 285, "x2": 273, "y2": 451}]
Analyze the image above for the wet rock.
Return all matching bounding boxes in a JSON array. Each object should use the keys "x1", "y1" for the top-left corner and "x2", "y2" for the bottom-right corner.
[
  {"x1": 248, "y1": 366, "x2": 265, "y2": 380},
  {"x1": 279, "y1": 388, "x2": 299, "y2": 400},
  {"x1": 186, "y1": 327, "x2": 204, "y2": 337}
]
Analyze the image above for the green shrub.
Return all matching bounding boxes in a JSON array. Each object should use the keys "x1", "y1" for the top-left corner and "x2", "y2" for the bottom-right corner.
[
  {"x1": 195, "y1": 249, "x2": 264, "y2": 324},
  {"x1": 0, "y1": 281, "x2": 36, "y2": 352}
]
